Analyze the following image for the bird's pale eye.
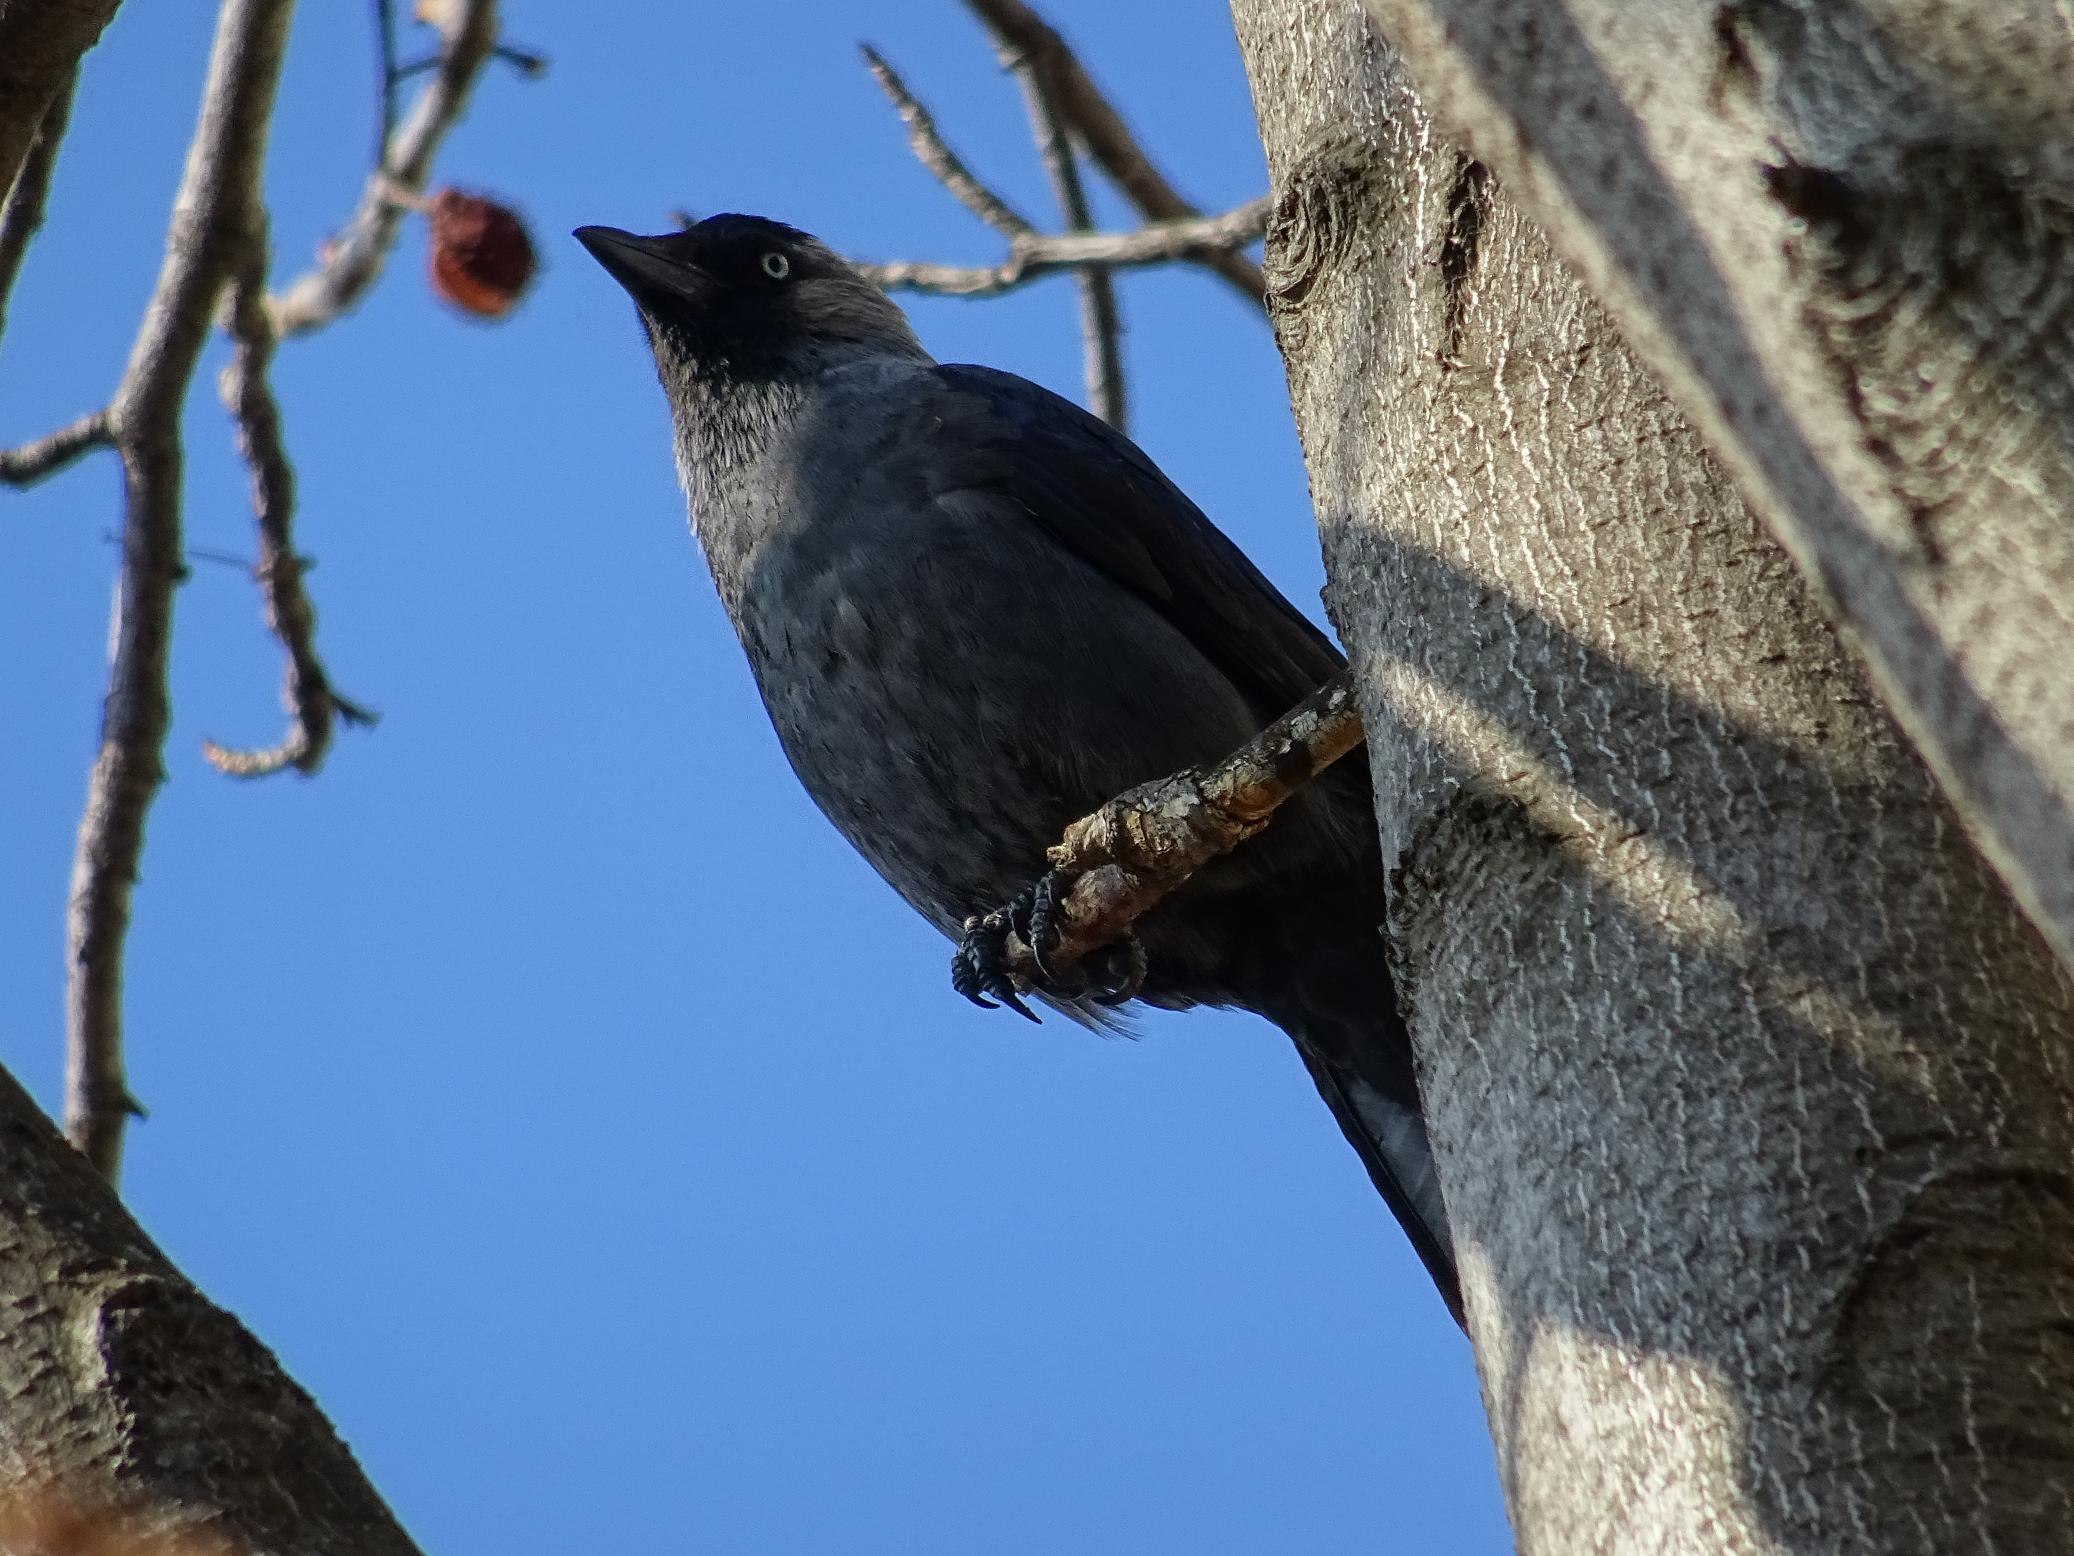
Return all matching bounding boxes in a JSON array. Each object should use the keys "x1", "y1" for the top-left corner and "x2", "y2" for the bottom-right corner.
[{"x1": 761, "y1": 251, "x2": 790, "y2": 280}]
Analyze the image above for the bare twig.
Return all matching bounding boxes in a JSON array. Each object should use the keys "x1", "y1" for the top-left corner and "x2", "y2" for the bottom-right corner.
[
  {"x1": 266, "y1": 0, "x2": 501, "y2": 337},
  {"x1": 0, "y1": 67, "x2": 78, "y2": 358},
  {"x1": 962, "y1": 0, "x2": 1266, "y2": 306},
  {"x1": 855, "y1": 200, "x2": 1268, "y2": 297},
  {"x1": 0, "y1": 409, "x2": 112, "y2": 487},
  {"x1": 986, "y1": 20, "x2": 1126, "y2": 429},
  {"x1": 860, "y1": 46, "x2": 1032, "y2": 241},
  {"x1": 69, "y1": 0, "x2": 297, "y2": 1183},
  {"x1": 999, "y1": 671, "x2": 1365, "y2": 987},
  {"x1": 859, "y1": 15, "x2": 1265, "y2": 325},
  {"x1": 372, "y1": 0, "x2": 400, "y2": 171},
  {"x1": 205, "y1": 233, "x2": 375, "y2": 780}
]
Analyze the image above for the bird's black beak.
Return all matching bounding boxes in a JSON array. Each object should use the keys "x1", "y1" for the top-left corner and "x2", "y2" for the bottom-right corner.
[{"x1": 574, "y1": 225, "x2": 713, "y2": 311}]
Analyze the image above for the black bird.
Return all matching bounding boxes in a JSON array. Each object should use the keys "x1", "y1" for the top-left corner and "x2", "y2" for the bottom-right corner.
[{"x1": 577, "y1": 214, "x2": 1460, "y2": 1322}]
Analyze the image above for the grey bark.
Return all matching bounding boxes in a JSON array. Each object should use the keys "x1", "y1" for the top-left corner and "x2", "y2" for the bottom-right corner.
[
  {"x1": 0, "y1": 1063, "x2": 418, "y2": 1553},
  {"x1": 1233, "y1": 3, "x2": 2074, "y2": 1552},
  {"x1": 1356, "y1": 0, "x2": 2074, "y2": 980},
  {"x1": 0, "y1": 0, "x2": 122, "y2": 215}
]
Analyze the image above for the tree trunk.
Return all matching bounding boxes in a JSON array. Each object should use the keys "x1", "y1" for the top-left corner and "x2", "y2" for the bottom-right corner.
[
  {"x1": 1359, "y1": 0, "x2": 2074, "y2": 979},
  {"x1": 1232, "y1": 3, "x2": 2074, "y2": 1551},
  {"x1": 0, "y1": 1064, "x2": 418, "y2": 1553}
]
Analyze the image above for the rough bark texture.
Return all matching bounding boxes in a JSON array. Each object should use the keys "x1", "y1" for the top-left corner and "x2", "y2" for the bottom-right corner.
[
  {"x1": 1233, "y1": 3, "x2": 2074, "y2": 1551},
  {"x1": 1357, "y1": 0, "x2": 2074, "y2": 978},
  {"x1": 0, "y1": 1066, "x2": 419, "y2": 1553},
  {"x1": 0, "y1": 0, "x2": 123, "y2": 214}
]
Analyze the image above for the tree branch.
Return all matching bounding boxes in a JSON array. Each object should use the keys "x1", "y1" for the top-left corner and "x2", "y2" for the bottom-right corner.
[
  {"x1": 71, "y1": 0, "x2": 297, "y2": 1184},
  {"x1": 266, "y1": 0, "x2": 501, "y2": 337},
  {"x1": 999, "y1": 672, "x2": 1364, "y2": 987},
  {"x1": 860, "y1": 45, "x2": 1032, "y2": 240},
  {"x1": 205, "y1": 229, "x2": 375, "y2": 781},
  {"x1": 0, "y1": 409, "x2": 112, "y2": 487},
  {"x1": 0, "y1": 1059, "x2": 419, "y2": 1551},
  {"x1": 0, "y1": 66, "x2": 79, "y2": 359},
  {"x1": 983, "y1": 15, "x2": 1127, "y2": 430},
  {"x1": 859, "y1": 25, "x2": 1266, "y2": 326},
  {"x1": 0, "y1": 0, "x2": 121, "y2": 219},
  {"x1": 961, "y1": 0, "x2": 1266, "y2": 305},
  {"x1": 855, "y1": 200, "x2": 1269, "y2": 297}
]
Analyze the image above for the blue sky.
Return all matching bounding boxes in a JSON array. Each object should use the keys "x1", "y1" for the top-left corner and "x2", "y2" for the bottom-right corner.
[{"x1": 0, "y1": 2, "x2": 1509, "y2": 1550}]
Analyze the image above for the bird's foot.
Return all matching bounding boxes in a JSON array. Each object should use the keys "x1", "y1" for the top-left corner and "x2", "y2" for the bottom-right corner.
[
  {"x1": 952, "y1": 907, "x2": 1039, "y2": 1022},
  {"x1": 951, "y1": 871, "x2": 1149, "y2": 1016},
  {"x1": 1081, "y1": 935, "x2": 1148, "y2": 1006},
  {"x1": 1012, "y1": 869, "x2": 1146, "y2": 1003}
]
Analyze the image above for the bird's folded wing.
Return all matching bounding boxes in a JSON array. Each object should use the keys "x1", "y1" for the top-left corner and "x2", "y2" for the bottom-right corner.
[{"x1": 922, "y1": 364, "x2": 1346, "y2": 719}]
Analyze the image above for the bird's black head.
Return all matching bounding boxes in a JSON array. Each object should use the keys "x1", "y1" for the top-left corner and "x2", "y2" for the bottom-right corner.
[{"x1": 575, "y1": 214, "x2": 923, "y2": 386}]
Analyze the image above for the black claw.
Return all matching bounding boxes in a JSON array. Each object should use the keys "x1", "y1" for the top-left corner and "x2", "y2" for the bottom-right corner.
[
  {"x1": 1088, "y1": 936, "x2": 1148, "y2": 1005},
  {"x1": 953, "y1": 873, "x2": 1149, "y2": 1017},
  {"x1": 994, "y1": 983, "x2": 1040, "y2": 1023},
  {"x1": 952, "y1": 909, "x2": 1040, "y2": 1021},
  {"x1": 1019, "y1": 869, "x2": 1072, "y2": 983}
]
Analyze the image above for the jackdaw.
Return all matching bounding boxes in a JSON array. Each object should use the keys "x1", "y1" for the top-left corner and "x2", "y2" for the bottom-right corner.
[{"x1": 576, "y1": 214, "x2": 1459, "y2": 1322}]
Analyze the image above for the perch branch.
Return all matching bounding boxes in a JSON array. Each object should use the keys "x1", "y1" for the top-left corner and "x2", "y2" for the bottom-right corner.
[
  {"x1": 266, "y1": 0, "x2": 502, "y2": 337},
  {"x1": 962, "y1": 0, "x2": 1266, "y2": 306},
  {"x1": 1002, "y1": 671, "x2": 1365, "y2": 986}
]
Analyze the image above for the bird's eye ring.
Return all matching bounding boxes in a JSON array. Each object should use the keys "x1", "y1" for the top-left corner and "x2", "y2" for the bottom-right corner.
[{"x1": 761, "y1": 252, "x2": 790, "y2": 280}]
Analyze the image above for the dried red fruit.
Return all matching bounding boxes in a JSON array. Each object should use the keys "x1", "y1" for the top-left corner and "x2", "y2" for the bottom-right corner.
[{"x1": 426, "y1": 188, "x2": 536, "y2": 319}]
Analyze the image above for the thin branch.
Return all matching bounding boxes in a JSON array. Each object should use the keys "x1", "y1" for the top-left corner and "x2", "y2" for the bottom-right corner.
[
  {"x1": 372, "y1": 0, "x2": 400, "y2": 171},
  {"x1": 266, "y1": 0, "x2": 501, "y2": 337},
  {"x1": 860, "y1": 45, "x2": 1032, "y2": 240},
  {"x1": 961, "y1": 0, "x2": 1266, "y2": 305},
  {"x1": 70, "y1": 0, "x2": 297, "y2": 1184},
  {"x1": 0, "y1": 409, "x2": 111, "y2": 487},
  {"x1": 394, "y1": 41, "x2": 544, "y2": 82},
  {"x1": 0, "y1": 67, "x2": 78, "y2": 359},
  {"x1": 987, "y1": 21, "x2": 1126, "y2": 429},
  {"x1": 205, "y1": 232, "x2": 375, "y2": 781},
  {"x1": 999, "y1": 672, "x2": 1365, "y2": 988},
  {"x1": 855, "y1": 199, "x2": 1269, "y2": 297}
]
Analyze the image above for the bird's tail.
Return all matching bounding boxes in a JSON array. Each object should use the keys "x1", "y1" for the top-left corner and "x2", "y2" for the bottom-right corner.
[
  {"x1": 1292, "y1": 1041, "x2": 1464, "y2": 1328},
  {"x1": 1154, "y1": 863, "x2": 1464, "y2": 1324}
]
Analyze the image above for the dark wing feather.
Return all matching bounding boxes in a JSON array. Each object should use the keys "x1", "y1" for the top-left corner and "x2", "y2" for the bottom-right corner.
[{"x1": 926, "y1": 364, "x2": 1345, "y2": 718}]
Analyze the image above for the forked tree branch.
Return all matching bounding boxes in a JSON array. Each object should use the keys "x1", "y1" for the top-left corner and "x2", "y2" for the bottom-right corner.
[
  {"x1": 65, "y1": 0, "x2": 298, "y2": 1183},
  {"x1": 963, "y1": 0, "x2": 1267, "y2": 304},
  {"x1": 859, "y1": 23, "x2": 1268, "y2": 338},
  {"x1": 1, "y1": 0, "x2": 527, "y2": 1180},
  {"x1": 266, "y1": 0, "x2": 502, "y2": 336},
  {"x1": 853, "y1": 201, "x2": 1269, "y2": 297}
]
